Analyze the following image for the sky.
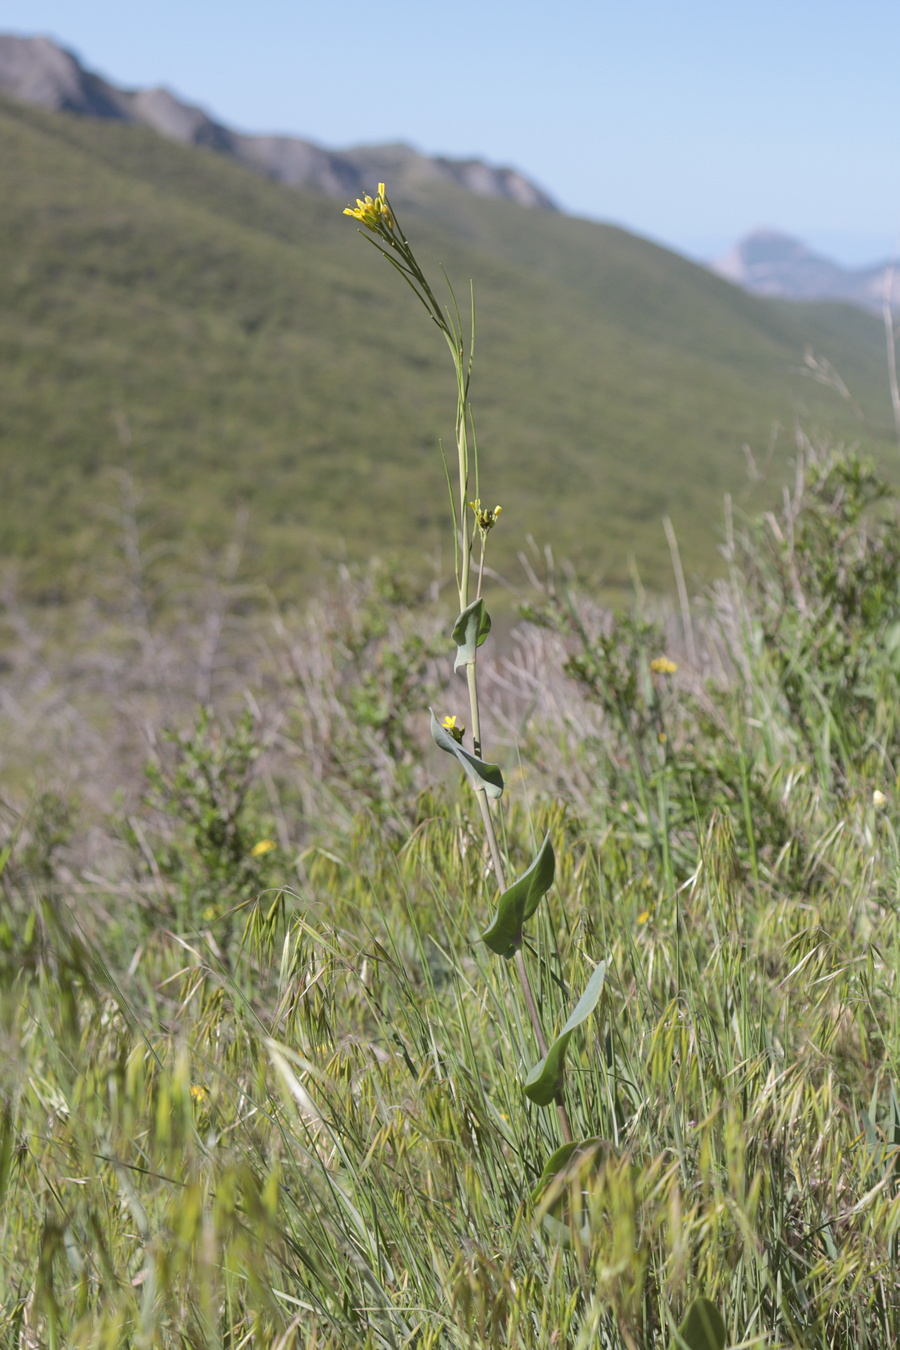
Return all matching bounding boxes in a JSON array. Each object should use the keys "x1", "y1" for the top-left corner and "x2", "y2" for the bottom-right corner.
[{"x1": 3, "y1": 0, "x2": 899, "y2": 266}]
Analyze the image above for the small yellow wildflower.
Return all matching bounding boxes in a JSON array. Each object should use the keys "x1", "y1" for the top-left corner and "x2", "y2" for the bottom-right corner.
[
  {"x1": 202, "y1": 905, "x2": 217, "y2": 922},
  {"x1": 468, "y1": 499, "x2": 502, "y2": 533},
  {"x1": 873, "y1": 790, "x2": 887, "y2": 809},
  {"x1": 637, "y1": 910, "x2": 650, "y2": 925},
  {"x1": 441, "y1": 714, "x2": 465, "y2": 744},
  {"x1": 190, "y1": 1085, "x2": 209, "y2": 1104},
  {"x1": 650, "y1": 656, "x2": 678, "y2": 675},
  {"x1": 343, "y1": 182, "x2": 393, "y2": 232},
  {"x1": 251, "y1": 838, "x2": 277, "y2": 857}
]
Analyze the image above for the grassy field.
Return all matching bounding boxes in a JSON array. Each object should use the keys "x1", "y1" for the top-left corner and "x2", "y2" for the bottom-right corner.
[
  {"x1": 3, "y1": 439, "x2": 900, "y2": 1346},
  {"x1": 0, "y1": 93, "x2": 896, "y2": 601}
]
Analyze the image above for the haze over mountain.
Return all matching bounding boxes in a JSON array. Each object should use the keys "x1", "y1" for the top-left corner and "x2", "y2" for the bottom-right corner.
[
  {"x1": 713, "y1": 230, "x2": 898, "y2": 314},
  {"x1": 0, "y1": 33, "x2": 558, "y2": 211}
]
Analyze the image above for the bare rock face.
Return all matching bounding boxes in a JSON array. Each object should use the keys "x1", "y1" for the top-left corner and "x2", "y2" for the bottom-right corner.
[
  {"x1": 0, "y1": 33, "x2": 558, "y2": 211},
  {"x1": 713, "y1": 229, "x2": 897, "y2": 313},
  {"x1": 0, "y1": 33, "x2": 129, "y2": 117}
]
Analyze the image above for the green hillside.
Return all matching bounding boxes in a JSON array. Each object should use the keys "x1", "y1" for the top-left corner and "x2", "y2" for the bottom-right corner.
[{"x1": 0, "y1": 93, "x2": 894, "y2": 599}]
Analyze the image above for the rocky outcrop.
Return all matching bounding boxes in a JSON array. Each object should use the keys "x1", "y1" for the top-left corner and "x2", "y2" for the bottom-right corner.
[{"x1": 0, "y1": 33, "x2": 558, "y2": 210}]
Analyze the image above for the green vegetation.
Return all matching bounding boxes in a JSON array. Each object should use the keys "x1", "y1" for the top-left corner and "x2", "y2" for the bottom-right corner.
[
  {"x1": 0, "y1": 92, "x2": 895, "y2": 601},
  {"x1": 4, "y1": 443, "x2": 900, "y2": 1346},
  {"x1": 4, "y1": 164, "x2": 900, "y2": 1344}
]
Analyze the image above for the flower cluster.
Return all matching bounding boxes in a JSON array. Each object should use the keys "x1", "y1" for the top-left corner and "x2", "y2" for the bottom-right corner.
[
  {"x1": 469, "y1": 499, "x2": 503, "y2": 533},
  {"x1": 650, "y1": 656, "x2": 678, "y2": 676},
  {"x1": 343, "y1": 183, "x2": 394, "y2": 233}
]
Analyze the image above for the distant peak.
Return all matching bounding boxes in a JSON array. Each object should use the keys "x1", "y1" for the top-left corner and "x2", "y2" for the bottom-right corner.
[{"x1": 712, "y1": 228, "x2": 897, "y2": 312}]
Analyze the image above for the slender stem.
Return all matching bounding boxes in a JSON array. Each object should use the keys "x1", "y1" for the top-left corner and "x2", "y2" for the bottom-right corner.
[
  {"x1": 457, "y1": 362, "x2": 471, "y2": 613},
  {"x1": 475, "y1": 789, "x2": 505, "y2": 890},
  {"x1": 466, "y1": 662, "x2": 483, "y2": 759},
  {"x1": 476, "y1": 535, "x2": 486, "y2": 599},
  {"x1": 514, "y1": 947, "x2": 547, "y2": 1057}
]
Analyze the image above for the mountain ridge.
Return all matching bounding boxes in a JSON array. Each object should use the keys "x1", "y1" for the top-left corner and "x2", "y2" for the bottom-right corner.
[
  {"x1": 0, "y1": 33, "x2": 558, "y2": 211},
  {"x1": 713, "y1": 229, "x2": 897, "y2": 313}
]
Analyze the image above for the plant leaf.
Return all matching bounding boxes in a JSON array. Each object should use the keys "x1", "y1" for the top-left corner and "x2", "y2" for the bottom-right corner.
[
  {"x1": 531, "y1": 1137, "x2": 612, "y2": 1247},
  {"x1": 531, "y1": 1136, "x2": 610, "y2": 1203},
  {"x1": 524, "y1": 961, "x2": 606, "y2": 1106},
  {"x1": 452, "y1": 598, "x2": 492, "y2": 671},
  {"x1": 480, "y1": 834, "x2": 555, "y2": 955},
  {"x1": 672, "y1": 1297, "x2": 727, "y2": 1350},
  {"x1": 429, "y1": 709, "x2": 504, "y2": 798}
]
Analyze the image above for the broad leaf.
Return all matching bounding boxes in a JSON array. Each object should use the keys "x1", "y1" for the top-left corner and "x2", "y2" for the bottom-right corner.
[
  {"x1": 452, "y1": 598, "x2": 492, "y2": 671},
  {"x1": 531, "y1": 1136, "x2": 612, "y2": 1247},
  {"x1": 481, "y1": 834, "x2": 555, "y2": 956},
  {"x1": 672, "y1": 1297, "x2": 727, "y2": 1350},
  {"x1": 531, "y1": 1136, "x2": 610, "y2": 1203},
  {"x1": 430, "y1": 709, "x2": 504, "y2": 798},
  {"x1": 524, "y1": 961, "x2": 606, "y2": 1106}
]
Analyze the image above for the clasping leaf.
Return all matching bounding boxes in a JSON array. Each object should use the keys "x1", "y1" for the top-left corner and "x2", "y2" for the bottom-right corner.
[
  {"x1": 671, "y1": 1297, "x2": 727, "y2": 1350},
  {"x1": 531, "y1": 1136, "x2": 612, "y2": 1247},
  {"x1": 452, "y1": 598, "x2": 492, "y2": 672},
  {"x1": 430, "y1": 709, "x2": 504, "y2": 798},
  {"x1": 480, "y1": 834, "x2": 555, "y2": 956},
  {"x1": 524, "y1": 961, "x2": 606, "y2": 1106}
]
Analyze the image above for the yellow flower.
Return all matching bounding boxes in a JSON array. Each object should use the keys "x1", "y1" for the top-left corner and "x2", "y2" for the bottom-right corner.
[
  {"x1": 650, "y1": 656, "x2": 678, "y2": 675},
  {"x1": 468, "y1": 499, "x2": 503, "y2": 532},
  {"x1": 190, "y1": 1085, "x2": 209, "y2": 1103},
  {"x1": 637, "y1": 910, "x2": 650, "y2": 925},
  {"x1": 441, "y1": 714, "x2": 465, "y2": 744},
  {"x1": 251, "y1": 838, "x2": 277, "y2": 857},
  {"x1": 343, "y1": 182, "x2": 393, "y2": 232}
]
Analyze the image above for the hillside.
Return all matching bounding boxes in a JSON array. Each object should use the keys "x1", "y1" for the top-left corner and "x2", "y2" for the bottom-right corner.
[{"x1": 0, "y1": 92, "x2": 895, "y2": 600}]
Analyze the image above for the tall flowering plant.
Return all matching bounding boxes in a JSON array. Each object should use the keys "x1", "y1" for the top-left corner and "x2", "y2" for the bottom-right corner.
[{"x1": 344, "y1": 183, "x2": 609, "y2": 1154}]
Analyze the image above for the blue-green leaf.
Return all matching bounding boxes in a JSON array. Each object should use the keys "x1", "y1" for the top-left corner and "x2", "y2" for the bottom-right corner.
[
  {"x1": 531, "y1": 1137, "x2": 612, "y2": 1247},
  {"x1": 452, "y1": 598, "x2": 492, "y2": 671},
  {"x1": 531, "y1": 1137, "x2": 610, "y2": 1203},
  {"x1": 524, "y1": 961, "x2": 606, "y2": 1106},
  {"x1": 480, "y1": 834, "x2": 555, "y2": 956},
  {"x1": 429, "y1": 709, "x2": 504, "y2": 799},
  {"x1": 671, "y1": 1297, "x2": 727, "y2": 1350}
]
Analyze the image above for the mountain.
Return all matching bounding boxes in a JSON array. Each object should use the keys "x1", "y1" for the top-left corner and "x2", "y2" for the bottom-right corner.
[
  {"x1": 713, "y1": 229, "x2": 897, "y2": 313},
  {"x1": 0, "y1": 33, "x2": 557, "y2": 210},
  {"x1": 0, "y1": 63, "x2": 894, "y2": 602}
]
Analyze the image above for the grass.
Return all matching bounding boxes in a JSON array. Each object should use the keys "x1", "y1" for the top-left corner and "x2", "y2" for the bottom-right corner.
[
  {"x1": 0, "y1": 92, "x2": 897, "y2": 602},
  {"x1": 4, "y1": 443, "x2": 900, "y2": 1345}
]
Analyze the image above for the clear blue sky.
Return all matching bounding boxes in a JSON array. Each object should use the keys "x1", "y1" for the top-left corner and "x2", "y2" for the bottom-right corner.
[{"x1": 4, "y1": 0, "x2": 898, "y2": 265}]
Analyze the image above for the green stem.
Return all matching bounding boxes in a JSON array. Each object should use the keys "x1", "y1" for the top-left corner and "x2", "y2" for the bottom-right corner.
[
  {"x1": 457, "y1": 391, "x2": 471, "y2": 612},
  {"x1": 466, "y1": 662, "x2": 483, "y2": 760},
  {"x1": 475, "y1": 788, "x2": 506, "y2": 891}
]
